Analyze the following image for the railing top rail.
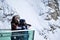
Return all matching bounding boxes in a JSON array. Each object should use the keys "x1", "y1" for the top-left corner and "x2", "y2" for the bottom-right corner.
[{"x1": 0, "y1": 29, "x2": 35, "y2": 32}]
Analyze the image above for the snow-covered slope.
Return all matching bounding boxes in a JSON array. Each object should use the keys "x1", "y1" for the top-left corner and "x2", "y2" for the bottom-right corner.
[{"x1": 0, "y1": 0, "x2": 60, "y2": 40}]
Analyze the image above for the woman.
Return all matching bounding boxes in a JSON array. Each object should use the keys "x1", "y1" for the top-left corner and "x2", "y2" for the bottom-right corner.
[
  {"x1": 11, "y1": 15, "x2": 20, "y2": 40},
  {"x1": 11, "y1": 15, "x2": 20, "y2": 30}
]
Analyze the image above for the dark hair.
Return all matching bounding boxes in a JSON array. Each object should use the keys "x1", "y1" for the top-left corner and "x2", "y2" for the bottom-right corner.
[
  {"x1": 11, "y1": 15, "x2": 20, "y2": 30},
  {"x1": 11, "y1": 16, "x2": 16, "y2": 23},
  {"x1": 11, "y1": 15, "x2": 20, "y2": 25},
  {"x1": 19, "y1": 19, "x2": 25, "y2": 25},
  {"x1": 11, "y1": 15, "x2": 19, "y2": 23}
]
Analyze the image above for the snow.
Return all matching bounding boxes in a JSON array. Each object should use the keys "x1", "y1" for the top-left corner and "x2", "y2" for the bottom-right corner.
[{"x1": 0, "y1": 0, "x2": 60, "y2": 40}]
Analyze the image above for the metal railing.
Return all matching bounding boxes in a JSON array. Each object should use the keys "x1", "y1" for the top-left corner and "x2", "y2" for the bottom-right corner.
[{"x1": 0, "y1": 30, "x2": 35, "y2": 40}]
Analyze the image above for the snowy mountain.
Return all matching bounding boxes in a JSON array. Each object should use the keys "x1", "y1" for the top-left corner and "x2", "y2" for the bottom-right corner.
[
  {"x1": 0, "y1": 0, "x2": 60, "y2": 40},
  {"x1": 0, "y1": 0, "x2": 18, "y2": 29}
]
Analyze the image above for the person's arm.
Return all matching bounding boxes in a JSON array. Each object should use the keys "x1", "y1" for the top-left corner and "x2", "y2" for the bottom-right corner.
[
  {"x1": 25, "y1": 24, "x2": 31, "y2": 29},
  {"x1": 27, "y1": 24, "x2": 31, "y2": 27}
]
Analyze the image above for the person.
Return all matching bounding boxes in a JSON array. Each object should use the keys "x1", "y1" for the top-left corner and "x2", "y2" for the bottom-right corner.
[
  {"x1": 11, "y1": 15, "x2": 20, "y2": 30},
  {"x1": 17, "y1": 19, "x2": 31, "y2": 40},
  {"x1": 17, "y1": 19, "x2": 31, "y2": 30},
  {"x1": 11, "y1": 15, "x2": 20, "y2": 40}
]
